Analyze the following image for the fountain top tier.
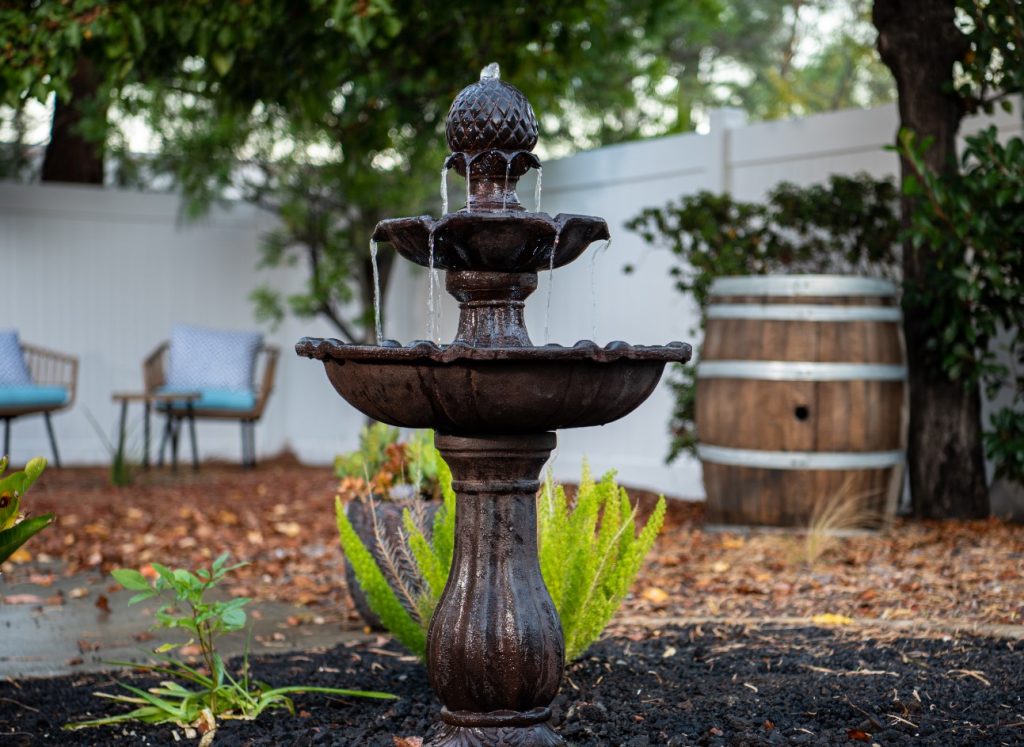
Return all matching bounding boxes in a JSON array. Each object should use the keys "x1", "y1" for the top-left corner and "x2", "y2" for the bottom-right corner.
[{"x1": 372, "y1": 63, "x2": 610, "y2": 275}]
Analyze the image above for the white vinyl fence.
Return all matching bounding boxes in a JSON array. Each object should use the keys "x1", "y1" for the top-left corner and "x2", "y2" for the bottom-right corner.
[{"x1": 2, "y1": 99, "x2": 1019, "y2": 497}]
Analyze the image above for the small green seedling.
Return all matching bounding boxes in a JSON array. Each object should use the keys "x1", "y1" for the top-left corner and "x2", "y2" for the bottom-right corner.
[{"x1": 67, "y1": 553, "x2": 394, "y2": 740}]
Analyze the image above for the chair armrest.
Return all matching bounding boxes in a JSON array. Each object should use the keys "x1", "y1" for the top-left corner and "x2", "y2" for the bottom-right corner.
[
  {"x1": 253, "y1": 345, "x2": 279, "y2": 418},
  {"x1": 21, "y1": 343, "x2": 79, "y2": 407},
  {"x1": 144, "y1": 341, "x2": 169, "y2": 393}
]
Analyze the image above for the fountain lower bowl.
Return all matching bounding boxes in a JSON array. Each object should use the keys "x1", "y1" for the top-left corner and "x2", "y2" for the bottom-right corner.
[{"x1": 296, "y1": 338, "x2": 691, "y2": 433}]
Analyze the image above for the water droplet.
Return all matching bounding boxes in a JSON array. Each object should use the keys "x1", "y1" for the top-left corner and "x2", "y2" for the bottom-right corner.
[
  {"x1": 544, "y1": 230, "x2": 560, "y2": 344},
  {"x1": 534, "y1": 167, "x2": 543, "y2": 213},
  {"x1": 370, "y1": 239, "x2": 382, "y2": 343},
  {"x1": 481, "y1": 63, "x2": 500, "y2": 81},
  {"x1": 440, "y1": 165, "x2": 449, "y2": 216}
]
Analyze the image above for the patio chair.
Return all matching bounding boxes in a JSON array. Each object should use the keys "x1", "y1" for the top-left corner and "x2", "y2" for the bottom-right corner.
[
  {"x1": 0, "y1": 330, "x2": 78, "y2": 466},
  {"x1": 143, "y1": 325, "x2": 278, "y2": 469}
]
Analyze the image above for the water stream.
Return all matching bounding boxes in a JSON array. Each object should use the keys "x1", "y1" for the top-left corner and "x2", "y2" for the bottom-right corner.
[
  {"x1": 543, "y1": 231, "x2": 560, "y2": 343},
  {"x1": 427, "y1": 232, "x2": 437, "y2": 342},
  {"x1": 502, "y1": 160, "x2": 512, "y2": 211},
  {"x1": 534, "y1": 167, "x2": 543, "y2": 213},
  {"x1": 440, "y1": 165, "x2": 449, "y2": 216},
  {"x1": 465, "y1": 160, "x2": 472, "y2": 211},
  {"x1": 590, "y1": 238, "x2": 611, "y2": 341},
  {"x1": 370, "y1": 239, "x2": 382, "y2": 343}
]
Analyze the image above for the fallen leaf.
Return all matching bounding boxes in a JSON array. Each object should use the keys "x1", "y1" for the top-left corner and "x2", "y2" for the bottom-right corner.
[
  {"x1": 711, "y1": 560, "x2": 730, "y2": 573},
  {"x1": 69, "y1": 586, "x2": 89, "y2": 599},
  {"x1": 8, "y1": 548, "x2": 32, "y2": 563},
  {"x1": 274, "y1": 521, "x2": 301, "y2": 537},
  {"x1": 641, "y1": 587, "x2": 670, "y2": 604},
  {"x1": 94, "y1": 594, "x2": 111, "y2": 613},
  {"x1": 3, "y1": 594, "x2": 44, "y2": 605},
  {"x1": 811, "y1": 613, "x2": 854, "y2": 626},
  {"x1": 393, "y1": 738, "x2": 424, "y2": 747},
  {"x1": 847, "y1": 728, "x2": 871, "y2": 742},
  {"x1": 662, "y1": 646, "x2": 677, "y2": 658}
]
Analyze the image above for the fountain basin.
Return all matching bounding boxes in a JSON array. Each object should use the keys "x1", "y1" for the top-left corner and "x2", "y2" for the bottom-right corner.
[
  {"x1": 296, "y1": 338, "x2": 691, "y2": 433},
  {"x1": 371, "y1": 212, "x2": 609, "y2": 273}
]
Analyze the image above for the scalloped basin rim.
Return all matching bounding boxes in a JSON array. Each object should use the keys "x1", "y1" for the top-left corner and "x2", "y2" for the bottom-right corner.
[
  {"x1": 295, "y1": 337, "x2": 693, "y2": 364},
  {"x1": 373, "y1": 211, "x2": 607, "y2": 236}
]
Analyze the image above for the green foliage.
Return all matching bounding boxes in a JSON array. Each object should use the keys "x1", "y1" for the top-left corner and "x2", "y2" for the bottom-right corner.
[
  {"x1": 539, "y1": 466, "x2": 666, "y2": 662},
  {"x1": 954, "y1": 0, "x2": 1024, "y2": 115},
  {"x1": 69, "y1": 554, "x2": 393, "y2": 733},
  {"x1": 334, "y1": 498, "x2": 427, "y2": 655},
  {"x1": 0, "y1": 456, "x2": 55, "y2": 565},
  {"x1": 626, "y1": 175, "x2": 900, "y2": 460},
  {"x1": 335, "y1": 426, "x2": 441, "y2": 499},
  {"x1": 334, "y1": 423, "x2": 400, "y2": 483},
  {"x1": 341, "y1": 459, "x2": 665, "y2": 663},
  {"x1": 900, "y1": 127, "x2": 1024, "y2": 484}
]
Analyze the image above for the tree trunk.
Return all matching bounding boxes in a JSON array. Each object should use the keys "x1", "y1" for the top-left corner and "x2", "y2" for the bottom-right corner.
[
  {"x1": 873, "y1": 0, "x2": 989, "y2": 518},
  {"x1": 41, "y1": 54, "x2": 105, "y2": 184}
]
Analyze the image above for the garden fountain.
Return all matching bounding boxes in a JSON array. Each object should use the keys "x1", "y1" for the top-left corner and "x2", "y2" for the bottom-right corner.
[{"x1": 297, "y1": 64, "x2": 691, "y2": 747}]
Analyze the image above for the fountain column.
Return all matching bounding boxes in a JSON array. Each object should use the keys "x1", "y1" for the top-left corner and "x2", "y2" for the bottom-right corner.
[{"x1": 428, "y1": 433, "x2": 564, "y2": 747}]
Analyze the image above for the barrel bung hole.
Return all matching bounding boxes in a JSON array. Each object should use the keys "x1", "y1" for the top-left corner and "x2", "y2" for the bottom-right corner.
[{"x1": 794, "y1": 405, "x2": 810, "y2": 421}]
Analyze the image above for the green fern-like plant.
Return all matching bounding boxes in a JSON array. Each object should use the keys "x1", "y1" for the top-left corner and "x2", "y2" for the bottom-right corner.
[{"x1": 338, "y1": 457, "x2": 665, "y2": 663}]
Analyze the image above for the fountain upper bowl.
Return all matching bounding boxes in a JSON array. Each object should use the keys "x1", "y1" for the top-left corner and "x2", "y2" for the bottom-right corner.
[
  {"x1": 296, "y1": 338, "x2": 691, "y2": 434},
  {"x1": 371, "y1": 212, "x2": 609, "y2": 273}
]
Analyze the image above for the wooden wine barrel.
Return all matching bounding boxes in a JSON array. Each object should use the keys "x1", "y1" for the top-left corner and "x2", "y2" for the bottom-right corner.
[{"x1": 695, "y1": 275, "x2": 907, "y2": 528}]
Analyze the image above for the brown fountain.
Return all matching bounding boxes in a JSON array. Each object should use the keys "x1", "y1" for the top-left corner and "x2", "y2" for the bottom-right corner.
[{"x1": 297, "y1": 64, "x2": 691, "y2": 747}]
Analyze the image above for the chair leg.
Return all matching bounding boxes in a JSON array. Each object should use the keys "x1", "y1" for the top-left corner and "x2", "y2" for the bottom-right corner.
[
  {"x1": 187, "y1": 408, "x2": 198, "y2": 473},
  {"x1": 3, "y1": 418, "x2": 10, "y2": 459},
  {"x1": 170, "y1": 417, "x2": 181, "y2": 472},
  {"x1": 43, "y1": 412, "x2": 61, "y2": 468},
  {"x1": 158, "y1": 416, "x2": 171, "y2": 467}
]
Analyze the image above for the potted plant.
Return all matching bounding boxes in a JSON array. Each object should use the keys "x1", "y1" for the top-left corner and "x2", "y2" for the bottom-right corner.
[{"x1": 335, "y1": 424, "x2": 441, "y2": 627}]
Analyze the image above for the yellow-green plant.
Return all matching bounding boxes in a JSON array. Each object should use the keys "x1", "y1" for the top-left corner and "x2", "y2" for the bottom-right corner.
[
  {"x1": 0, "y1": 456, "x2": 54, "y2": 565},
  {"x1": 336, "y1": 460, "x2": 665, "y2": 662}
]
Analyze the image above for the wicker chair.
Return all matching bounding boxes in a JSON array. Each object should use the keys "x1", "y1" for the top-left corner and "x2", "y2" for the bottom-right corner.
[
  {"x1": 0, "y1": 342, "x2": 78, "y2": 467},
  {"x1": 143, "y1": 341, "x2": 278, "y2": 468}
]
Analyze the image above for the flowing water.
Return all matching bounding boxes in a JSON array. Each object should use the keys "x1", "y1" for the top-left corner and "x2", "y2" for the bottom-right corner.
[
  {"x1": 370, "y1": 239, "x2": 382, "y2": 343},
  {"x1": 502, "y1": 160, "x2": 512, "y2": 211},
  {"x1": 427, "y1": 232, "x2": 437, "y2": 342},
  {"x1": 534, "y1": 167, "x2": 543, "y2": 213},
  {"x1": 544, "y1": 231, "x2": 560, "y2": 343},
  {"x1": 465, "y1": 160, "x2": 472, "y2": 211},
  {"x1": 440, "y1": 166, "x2": 449, "y2": 216},
  {"x1": 590, "y1": 238, "x2": 611, "y2": 341}
]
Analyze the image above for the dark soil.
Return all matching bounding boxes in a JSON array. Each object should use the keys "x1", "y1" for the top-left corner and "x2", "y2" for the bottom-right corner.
[{"x1": 2, "y1": 625, "x2": 1021, "y2": 746}]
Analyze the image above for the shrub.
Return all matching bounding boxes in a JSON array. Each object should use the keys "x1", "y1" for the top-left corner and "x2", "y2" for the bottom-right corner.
[
  {"x1": 335, "y1": 424, "x2": 441, "y2": 500},
  {"x1": 0, "y1": 456, "x2": 54, "y2": 565},
  {"x1": 337, "y1": 460, "x2": 666, "y2": 662}
]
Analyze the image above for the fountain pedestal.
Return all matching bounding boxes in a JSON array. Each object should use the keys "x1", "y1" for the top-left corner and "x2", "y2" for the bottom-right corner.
[{"x1": 428, "y1": 433, "x2": 563, "y2": 747}]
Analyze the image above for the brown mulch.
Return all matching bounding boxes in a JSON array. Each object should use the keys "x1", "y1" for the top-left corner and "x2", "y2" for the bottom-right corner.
[{"x1": 4, "y1": 459, "x2": 1023, "y2": 633}]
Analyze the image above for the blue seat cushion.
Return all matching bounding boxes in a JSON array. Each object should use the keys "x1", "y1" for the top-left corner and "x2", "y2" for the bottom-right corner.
[
  {"x1": 165, "y1": 325, "x2": 262, "y2": 391},
  {"x1": 0, "y1": 385, "x2": 69, "y2": 408},
  {"x1": 0, "y1": 330, "x2": 32, "y2": 386},
  {"x1": 157, "y1": 387, "x2": 256, "y2": 412}
]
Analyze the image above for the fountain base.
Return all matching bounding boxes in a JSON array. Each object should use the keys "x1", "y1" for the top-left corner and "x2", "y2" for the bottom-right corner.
[{"x1": 429, "y1": 722, "x2": 563, "y2": 747}]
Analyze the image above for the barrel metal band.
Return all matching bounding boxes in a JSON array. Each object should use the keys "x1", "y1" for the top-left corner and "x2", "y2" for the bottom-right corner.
[
  {"x1": 697, "y1": 361, "x2": 907, "y2": 381},
  {"x1": 706, "y1": 304, "x2": 902, "y2": 322},
  {"x1": 698, "y1": 444, "x2": 904, "y2": 470},
  {"x1": 710, "y1": 275, "x2": 897, "y2": 297}
]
